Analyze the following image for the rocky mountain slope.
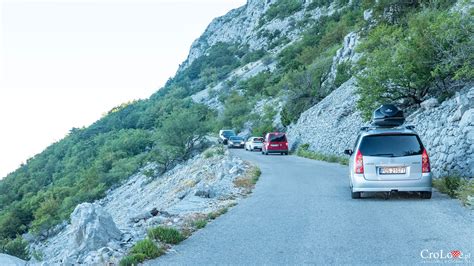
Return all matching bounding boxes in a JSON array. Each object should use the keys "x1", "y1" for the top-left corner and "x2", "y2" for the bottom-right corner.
[
  {"x1": 0, "y1": 0, "x2": 472, "y2": 263},
  {"x1": 28, "y1": 147, "x2": 255, "y2": 264}
]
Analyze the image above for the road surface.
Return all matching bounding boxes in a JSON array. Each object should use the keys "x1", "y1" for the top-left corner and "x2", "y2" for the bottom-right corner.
[{"x1": 148, "y1": 149, "x2": 473, "y2": 265}]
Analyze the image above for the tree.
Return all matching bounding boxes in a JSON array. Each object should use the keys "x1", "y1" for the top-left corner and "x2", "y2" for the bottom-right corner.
[
  {"x1": 157, "y1": 104, "x2": 212, "y2": 159},
  {"x1": 356, "y1": 8, "x2": 473, "y2": 120},
  {"x1": 280, "y1": 55, "x2": 332, "y2": 126}
]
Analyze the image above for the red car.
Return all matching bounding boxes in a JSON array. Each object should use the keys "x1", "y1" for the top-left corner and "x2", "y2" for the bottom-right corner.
[{"x1": 262, "y1": 132, "x2": 289, "y2": 155}]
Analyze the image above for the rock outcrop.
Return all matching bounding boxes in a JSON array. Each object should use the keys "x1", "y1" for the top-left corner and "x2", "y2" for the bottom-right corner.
[
  {"x1": 69, "y1": 203, "x2": 122, "y2": 256},
  {"x1": 180, "y1": 0, "x2": 334, "y2": 71},
  {"x1": 30, "y1": 203, "x2": 123, "y2": 264},
  {"x1": 30, "y1": 147, "x2": 253, "y2": 264}
]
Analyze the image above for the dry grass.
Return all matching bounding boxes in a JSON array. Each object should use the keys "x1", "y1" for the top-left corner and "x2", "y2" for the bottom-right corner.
[{"x1": 233, "y1": 165, "x2": 261, "y2": 190}]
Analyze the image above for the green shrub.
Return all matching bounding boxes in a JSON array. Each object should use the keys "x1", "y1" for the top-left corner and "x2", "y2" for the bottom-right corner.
[
  {"x1": 203, "y1": 150, "x2": 213, "y2": 159},
  {"x1": 356, "y1": 9, "x2": 473, "y2": 120},
  {"x1": 433, "y1": 176, "x2": 473, "y2": 207},
  {"x1": 433, "y1": 176, "x2": 467, "y2": 198},
  {"x1": 296, "y1": 144, "x2": 349, "y2": 165},
  {"x1": 221, "y1": 91, "x2": 252, "y2": 130},
  {"x1": 251, "y1": 105, "x2": 277, "y2": 137},
  {"x1": 119, "y1": 254, "x2": 146, "y2": 266},
  {"x1": 264, "y1": 0, "x2": 304, "y2": 21},
  {"x1": 193, "y1": 219, "x2": 207, "y2": 229},
  {"x1": 131, "y1": 239, "x2": 163, "y2": 258},
  {"x1": 148, "y1": 227, "x2": 184, "y2": 245},
  {"x1": 1, "y1": 237, "x2": 30, "y2": 260},
  {"x1": 307, "y1": 0, "x2": 331, "y2": 10},
  {"x1": 207, "y1": 207, "x2": 229, "y2": 220},
  {"x1": 456, "y1": 179, "x2": 474, "y2": 207},
  {"x1": 280, "y1": 54, "x2": 333, "y2": 126},
  {"x1": 334, "y1": 61, "x2": 353, "y2": 88}
]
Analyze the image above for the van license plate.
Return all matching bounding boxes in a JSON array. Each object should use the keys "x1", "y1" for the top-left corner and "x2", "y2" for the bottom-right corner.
[
  {"x1": 271, "y1": 144, "x2": 279, "y2": 147},
  {"x1": 379, "y1": 167, "x2": 406, "y2": 175}
]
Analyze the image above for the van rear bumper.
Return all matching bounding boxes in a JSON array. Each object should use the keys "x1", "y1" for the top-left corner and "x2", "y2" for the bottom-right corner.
[
  {"x1": 352, "y1": 173, "x2": 432, "y2": 192},
  {"x1": 265, "y1": 149, "x2": 288, "y2": 153}
]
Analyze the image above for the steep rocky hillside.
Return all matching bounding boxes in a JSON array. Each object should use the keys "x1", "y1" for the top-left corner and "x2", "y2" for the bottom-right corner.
[
  {"x1": 0, "y1": 0, "x2": 472, "y2": 263},
  {"x1": 29, "y1": 147, "x2": 257, "y2": 264}
]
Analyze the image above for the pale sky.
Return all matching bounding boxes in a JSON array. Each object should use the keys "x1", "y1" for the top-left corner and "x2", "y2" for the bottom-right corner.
[{"x1": 0, "y1": 0, "x2": 246, "y2": 178}]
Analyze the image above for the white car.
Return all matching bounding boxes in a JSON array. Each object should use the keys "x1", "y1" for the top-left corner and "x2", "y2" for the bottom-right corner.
[{"x1": 245, "y1": 137, "x2": 264, "y2": 151}]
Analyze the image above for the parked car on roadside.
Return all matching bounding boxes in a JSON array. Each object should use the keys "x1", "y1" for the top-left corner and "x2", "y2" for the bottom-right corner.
[
  {"x1": 262, "y1": 132, "x2": 288, "y2": 155},
  {"x1": 245, "y1": 137, "x2": 264, "y2": 151},
  {"x1": 219, "y1": 129, "x2": 236, "y2": 145},
  {"x1": 344, "y1": 105, "x2": 432, "y2": 199},
  {"x1": 228, "y1": 136, "x2": 245, "y2": 148}
]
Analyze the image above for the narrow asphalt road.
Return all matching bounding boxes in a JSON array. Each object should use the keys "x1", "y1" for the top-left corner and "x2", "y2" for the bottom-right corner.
[{"x1": 148, "y1": 149, "x2": 473, "y2": 265}]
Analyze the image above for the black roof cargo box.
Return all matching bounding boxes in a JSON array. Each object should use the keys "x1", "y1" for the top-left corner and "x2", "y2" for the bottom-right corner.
[{"x1": 371, "y1": 104, "x2": 405, "y2": 127}]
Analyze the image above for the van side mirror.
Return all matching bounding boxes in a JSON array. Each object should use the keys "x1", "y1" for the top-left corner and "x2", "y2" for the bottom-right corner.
[{"x1": 344, "y1": 149, "x2": 353, "y2": 156}]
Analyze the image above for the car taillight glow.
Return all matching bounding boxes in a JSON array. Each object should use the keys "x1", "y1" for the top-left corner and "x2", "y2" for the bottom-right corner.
[
  {"x1": 355, "y1": 150, "x2": 364, "y2": 174},
  {"x1": 422, "y1": 148, "x2": 430, "y2": 173}
]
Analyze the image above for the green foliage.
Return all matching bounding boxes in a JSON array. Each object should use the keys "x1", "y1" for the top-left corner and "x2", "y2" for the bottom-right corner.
[
  {"x1": 168, "y1": 43, "x2": 264, "y2": 95},
  {"x1": 242, "y1": 49, "x2": 267, "y2": 65},
  {"x1": 433, "y1": 176, "x2": 473, "y2": 207},
  {"x1": 278, "y1": 9, "x2": 362, "y2": 72},
  {"x1": 264, "y1": 0, "x2": 304, "y2": 22},
  {"x1": 274, "y1": 8, "x2": 365, "y2": 126},
  {"x1": 238, "y1": 71, "x2": 281, "y2": 97},
  {"x1": 356, "y1": 8, "x2": 474, "y2": 120},
  {"x1": 307, "y1": 0, "x2": 331, "y2": 10},
  {"x1": 221, "y1": 91, "x2": 252, "y2": 131},
  {"x1": 193, "y1": 219, "x2": 207, "y2": 229},
  {"x1": 433, "y1": 176, "x2": 467, "y2": 198},
  {"x1": 157, "y1": 104, "x2": 212, "y2": 158},
  {"x1": 148, "y1": 227, "x2": 185, "y2": 244},
  {"x1": 0, "y1": 91, "x2": 214, "y2": 243},
  {"x1": 207, "y1": 207, "x2": 229, "y2": 220},
  {"x1": 456, "y1": 179, "x2": 474, "y2": 207},
  {"x1": 0, "y1": 237, "x2": 30, "y2": 260},
  {"x1": 120, "y1": 239, "x2": 163, "y2": 265},
  {"x1": 119, "y1": 254, "x2": 146, "y2": 266},
  {"x1": 364, "y1": 0, "x2": 457, "y2": 24},
  {"x1": 334, "y1": 61, "x2": 353, "y2": 88},
  {"x1": 251, "y1": 105, "x2": 277, "y2": 137},
  {"x1": 203, "y1": 145, "x2": 225, "y2": 159},
  {"x1": 280, "y1": 54, "x2": 334, "y2": 126},
  {"x1": 296, "y1": 144, "x2": 349, "y2": 165}
]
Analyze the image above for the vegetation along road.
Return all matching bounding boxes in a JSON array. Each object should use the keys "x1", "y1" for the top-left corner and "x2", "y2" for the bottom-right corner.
[{"x1": 148, "y1": 149, "x2": 473, "y2": 264}]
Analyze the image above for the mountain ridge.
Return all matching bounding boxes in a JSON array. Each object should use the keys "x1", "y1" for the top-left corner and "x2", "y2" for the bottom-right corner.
[{"x1": 0, "y1": 0, "x2": 472, "y2": 262}]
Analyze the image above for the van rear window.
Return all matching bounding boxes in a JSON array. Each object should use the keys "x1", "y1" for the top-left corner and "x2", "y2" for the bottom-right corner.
[
  {"x1": 359, "y1": 134, "x2": 423, "y2": 157},
  {"x1": 269, "y1": 133, "x2": 287, "y2": 142}
]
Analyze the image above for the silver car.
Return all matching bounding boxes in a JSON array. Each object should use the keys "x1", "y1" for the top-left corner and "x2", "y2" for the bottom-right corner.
[
  {"x1": 245, "y1": 137, "x2": 264, "y2": 151},
  {"x1": 344, "y1": 126, "x2": 432, "y2": 199}
]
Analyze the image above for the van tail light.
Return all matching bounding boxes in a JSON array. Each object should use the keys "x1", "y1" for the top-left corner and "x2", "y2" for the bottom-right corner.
[
  {"x1": 422, "y1": 148, "x2": 431, "y2": 173},
  {"x1": 355, "y1": 150, "x2": 364, "y2": 174}
]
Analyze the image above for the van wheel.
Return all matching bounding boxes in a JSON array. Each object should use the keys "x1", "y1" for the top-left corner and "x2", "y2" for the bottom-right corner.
[
  {"x1": 285, "y1": 152, "x2": 289, "y2": 155},
  {"x1": 351, "y1": 191, "x2": 361, "y2": 199},
  {"x1": 421, "y1": 191, "x2": 432, "y2": 199}
]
